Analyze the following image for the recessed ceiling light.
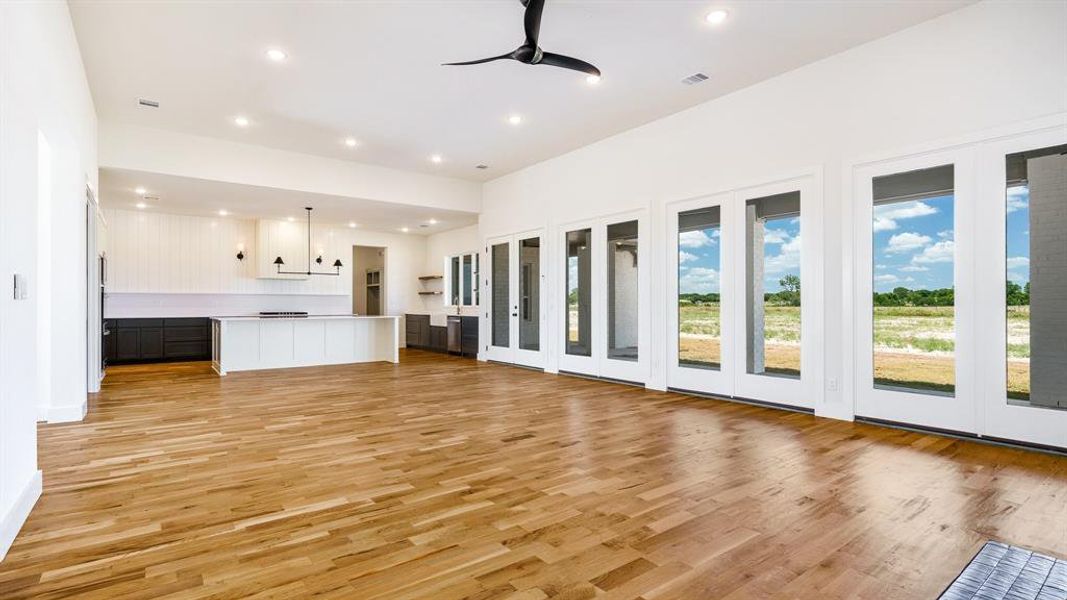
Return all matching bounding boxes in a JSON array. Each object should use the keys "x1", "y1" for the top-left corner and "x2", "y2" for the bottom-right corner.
[
  {"x1": 265, "y1": 48, "x2": 287, "y2": 62},
  {"x1": 348, "y1": 221, "x2": 357, "y2": 228},
  {"x1": 507, "y1": 114, "x2": 523, "y2": 126},
  {"x1": 705, "y1": 9, "x2": 729, "y2": 25},
  {"x1": 586, "y1": 75, "x2": 601, "y2": 85},
  {"x1": 135, "y1": 202, "x2": 147, "y2": 209},
  {"x1": 135, "y1": 186, "x2": 146, "y2": 195},
  {"x1": 344, "y1": 137, "x2": 357, "y2": 148},
  {"x1": 428, "y1": 218, "x2": 438, "y2": 225},
  {"x1": 234, "y1": 116, "x2": 250, "y2": 127},
  {"x1": 400, "y1": 227, "x2": 410, "y2": 233},
  {"x1": 218, "y1": 209, "x2": 229, "y2": 216},
  {"x1": 430, "y1": 154, "x2": 443, "y2": 164},
  {"x1": 287, "y1": 216, "x2": 295, "y2": 222}
]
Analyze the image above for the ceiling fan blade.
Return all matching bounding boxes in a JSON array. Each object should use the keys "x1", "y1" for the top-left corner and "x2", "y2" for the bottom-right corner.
[
  {"x1": 523, "y1": 0, "x2": 545, "y2": 47},
  {"x1": 538, "y1": 52, "x2": 600, "y2": 77},
  {"x1": 442, "y1": 52, "x2": 516, "y2": 66}
]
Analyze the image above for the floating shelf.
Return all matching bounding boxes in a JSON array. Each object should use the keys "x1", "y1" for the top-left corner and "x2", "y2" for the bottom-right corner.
[
  {"x1": 418, "y1": 275, "x2": 443, "y2": 281},
  {"x1": 418, "y1": 291, "x2": 443, "y2": 296}
]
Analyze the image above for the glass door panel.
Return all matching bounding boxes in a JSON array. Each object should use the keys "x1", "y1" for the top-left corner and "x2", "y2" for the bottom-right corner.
[
  {"x1": 518, "y1": 236, "x2": 541, "y2": 353},
  {"x1": 490, "y1": 242, "x2": 510, "y2": 349},
  {"x1": 744, "y1": 191, "x2": 802, "y2": 380},
  {"x1": 565, "y1": 228, "x2": 592, "y2": 357},
  {"x1": 606, "y1": 221, "x2": 638, "y2": 362}
]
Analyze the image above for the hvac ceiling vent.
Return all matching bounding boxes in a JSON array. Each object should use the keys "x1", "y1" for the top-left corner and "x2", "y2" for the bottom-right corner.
[
  {"x1": 137, "y1": 98, "x2": 160, "y2": 108},
  {"x1": 681, "y1": 73, "x2": 709, "y2": 86},
  {"x1": 475, "y1": 164, "x2": 489, "y2": 170}
]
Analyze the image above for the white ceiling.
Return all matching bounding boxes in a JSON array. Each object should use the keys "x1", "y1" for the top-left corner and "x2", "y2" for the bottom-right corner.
[
  {"x1": 99, "y1": 168, "x2": 479, "y2": 235},
  {"x1": 71, "y1": 0, "x2": 972, "y2": 182}
]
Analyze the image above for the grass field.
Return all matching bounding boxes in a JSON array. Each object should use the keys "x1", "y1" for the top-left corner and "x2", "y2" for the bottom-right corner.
[{"x1": 678, "y1": 303, "x2": 1031, "y2": 397}]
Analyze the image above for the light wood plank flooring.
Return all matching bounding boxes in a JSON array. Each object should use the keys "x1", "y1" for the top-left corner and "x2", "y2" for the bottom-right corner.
[{"x1": 1, "y1": 350, "x2": 1065, "y2": 599}]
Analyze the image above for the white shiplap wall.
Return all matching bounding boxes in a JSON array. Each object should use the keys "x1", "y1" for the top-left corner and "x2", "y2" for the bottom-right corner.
[
  {"x1": 104, "y1": 209, "x2": 349, "y2": 295},
  {"x1": 103, "y1": 209, "x2": 429, "y2": 318}
]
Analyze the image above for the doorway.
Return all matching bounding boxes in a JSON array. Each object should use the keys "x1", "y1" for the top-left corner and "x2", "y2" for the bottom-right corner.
[
  {"x1": 484, "y1": 230, "x2": 545, "y2": 369},
  {"x1": 352, "y1": 245, "x2": 386, "y2": 316}
]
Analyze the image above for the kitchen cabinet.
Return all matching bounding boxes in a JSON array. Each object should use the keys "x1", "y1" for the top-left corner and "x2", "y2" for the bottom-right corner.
[
  {"x1": 105, "y1": 318, "x2": 210, "y2": 364},
  {"x1": 405, "y1": 314, "x2": 430, "y2": 348},
  {"x1": 406, "y1": 314, "x2": 478, "y2": 357}
]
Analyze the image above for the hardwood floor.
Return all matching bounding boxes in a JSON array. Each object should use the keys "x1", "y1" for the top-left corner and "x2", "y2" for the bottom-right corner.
[{"x1": 1, "y1": 350, "x2": 1065, "y2": 599}]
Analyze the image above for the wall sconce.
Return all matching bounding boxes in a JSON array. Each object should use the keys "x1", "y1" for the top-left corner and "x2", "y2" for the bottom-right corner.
[
  {"x1": 236, "y1": 243, "x2": 246, "y2": 261},
  {"x1": 315, "y1": 245, "x2": 326, "y2": 265}
]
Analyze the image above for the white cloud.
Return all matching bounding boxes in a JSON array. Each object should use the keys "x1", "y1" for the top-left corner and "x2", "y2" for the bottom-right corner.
[
  {"x1": 1007, "y1": 185, "x2": 1028, "y2": 214},
  {"x1": 679, "y1": 230, "x2": 716, "y2": 248},
  {"x1": 679, "y1": 267, "x2": 720, "y2": 293},
  {"x1": 900, "y1": 265, "x2": 928, "y2": 272},
  {"x1": 876, "y1": 264, "x2": 887, "y2": 270},
  {"x1": 679, "y1": 251, "x2": 699, "y2": 264},
  {"x1": 873, "y1": 201, "x2": 938, "y2": 232},
  {"x1": 874, "y1": 274, "x2": 899, "y2": 284},
  {"x1": 1007, "y1": 256, "x2": 1030, "y2": 270},
  {"x1": 763, "y1": 228, "x2": 791, "y2": 244},
  {"x1": 885, "y1": 232, "x2": 932, "y2": 254},
  {"x1": 764, "y1": 235, "x2": 801, "y2": 274},
  {"x1": 937, "y1": 229, "x2": 953, "y2": 240},
  {"x1": 912, "y1": 240, "x2": 954, "y2": 264}
]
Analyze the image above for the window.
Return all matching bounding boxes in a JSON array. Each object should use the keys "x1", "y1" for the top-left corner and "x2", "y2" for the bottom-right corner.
[
  {"x1": 445, "y1": 251, "x2": 479, "y2": 307},
  {"x1": 745, "y1": 191, "x2": 801, "y2": 378},
  {"x1": 607, "y1": 220, "x2": 638, "y2": 361},
  {"x1": 1005, "y1": 145, "x2": 1067, "y2": 409},
  {"x1": 566, "y1": 228, "x2": 591, "y2": 356},
  {"x1": 677, "y1": 206, "x2": 721, "y2": 369},
  {"x1": 871, "y1": 165, "x2": 955, "y2": 395}
]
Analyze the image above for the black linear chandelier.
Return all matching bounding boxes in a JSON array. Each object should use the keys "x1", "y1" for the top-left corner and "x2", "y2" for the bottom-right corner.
[{"x1": 273, "y1": 207, "x2": 343, "y2": 277}]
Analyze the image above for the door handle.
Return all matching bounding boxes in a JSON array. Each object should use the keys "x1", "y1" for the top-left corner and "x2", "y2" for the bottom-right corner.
[{"x1": 511, "y1": 313, "x2": 517, "y2": 317}]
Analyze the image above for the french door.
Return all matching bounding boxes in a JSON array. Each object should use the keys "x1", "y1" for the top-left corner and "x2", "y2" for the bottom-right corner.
[
  {"x1": 558, "y1": 210, "x2": 649, "y2": 383},
  {"x1": 484, "y1": 230, "x2": 545, "y2": 369},
  {"x1": 852, "y1": 122, "x2": 1067, "y2": 449},
  {"x1": 853, "y1": 150, "x2": 977, "y2": 432},
  {"x1": 667, "y1": 176, "x2": 820, "y2": 410},
  {"x1": 975, "y1": 126, "x2": 1067, "y2": 448}
]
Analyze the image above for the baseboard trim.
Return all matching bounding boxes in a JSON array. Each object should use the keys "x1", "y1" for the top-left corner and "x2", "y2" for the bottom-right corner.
[
  {"x1": 0, "y1": 470, "x2": 42, "y2": 562},
  {"x1": 40, "y1": 399, "x2": 88, "y2": 423}
]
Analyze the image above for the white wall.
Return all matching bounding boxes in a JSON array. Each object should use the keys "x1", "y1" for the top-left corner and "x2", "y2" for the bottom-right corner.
[
  {"x1": 480, "y1": 1, "x2": 1067, "y2": 418},
  {"x1": 422, "y1": 224, "x2": 480, "y2": 315},
  {"x1": 103, "y1": 209, "x2": 429, "y2": 320},
  {"x1": 0, "y1": 0, "x2": 98, "y2": 559},
  {"x1": 100, "y1": 122, "x2": 482, "y2": 214}
]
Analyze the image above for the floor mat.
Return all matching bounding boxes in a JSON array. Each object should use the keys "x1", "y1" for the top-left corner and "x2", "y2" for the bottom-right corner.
[{"x1": 940, "y1": 541, "x2": 1067, "y2": 600}]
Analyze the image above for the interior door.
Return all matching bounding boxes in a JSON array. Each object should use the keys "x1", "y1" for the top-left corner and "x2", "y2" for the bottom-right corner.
[
  {"x1": 976, "y1": 126, "x2": 1067, "y2": 449},
  {"x1": 484, "y1": 232, "x2": 545, "y2": 368},
  {"x1": 667, "y1": 193, "x2": 734, "y2": 396},
  {"x1": 853, "y1": 149, "x2": 977, "y2": 432}
]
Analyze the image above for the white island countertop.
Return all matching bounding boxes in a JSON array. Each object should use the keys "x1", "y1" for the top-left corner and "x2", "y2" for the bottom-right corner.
[{"x1": 211, "y1": 314, "x2": 400, "y2": 375}]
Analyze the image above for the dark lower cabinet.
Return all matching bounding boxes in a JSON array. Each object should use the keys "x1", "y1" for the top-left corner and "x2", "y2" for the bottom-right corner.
[
  {"x1": 405, "y1": 314, "x2": 478, "y2": 358},
  {"x1": 105, "y1": 318, "x2": 210, "y2": 364}
]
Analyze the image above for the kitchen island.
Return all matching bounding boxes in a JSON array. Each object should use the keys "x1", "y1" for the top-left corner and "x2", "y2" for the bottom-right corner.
[{"x1": 210, "y1": 315, "x2": 399, "y2": 375}]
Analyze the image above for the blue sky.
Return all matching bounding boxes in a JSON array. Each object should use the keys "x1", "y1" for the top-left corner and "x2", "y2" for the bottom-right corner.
[
  {"x1": 678, "y1": 215, "x2": 802, "y2": 294},
  {"x1": 677, "y1": 186, "x2": 1030, "y2": 296},
  {"x1": 872, "y1": 186, "x2": 1030, "y2": 293}
]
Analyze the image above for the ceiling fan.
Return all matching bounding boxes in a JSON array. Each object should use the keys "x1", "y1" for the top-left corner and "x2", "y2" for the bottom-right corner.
[{"x1": 442, "y1": 0, "x2": 601, "y2": 79}]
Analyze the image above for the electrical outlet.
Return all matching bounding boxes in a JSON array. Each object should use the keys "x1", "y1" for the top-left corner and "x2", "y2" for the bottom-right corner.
[
  {"x1": 826, "y1": 378, "x2": 838, "y2": 392},
  {"x1": 12, "y1": 273, "x2": 28, "y2": 300}
]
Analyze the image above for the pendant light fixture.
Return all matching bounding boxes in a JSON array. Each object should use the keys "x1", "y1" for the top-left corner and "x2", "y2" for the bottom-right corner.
[{"x1": 274, "y1": 207, "x2": 344, "y2": 276}]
